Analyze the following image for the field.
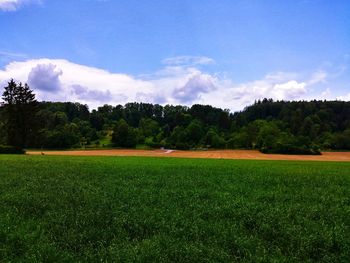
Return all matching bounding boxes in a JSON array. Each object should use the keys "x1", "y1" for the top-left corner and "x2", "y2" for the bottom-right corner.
[
  {"x1": 28, "y1": 149, "x2": 350, "y2": 162},
  {"x1": 1, "y1": 155, "x2": 350, "y2": 262}
]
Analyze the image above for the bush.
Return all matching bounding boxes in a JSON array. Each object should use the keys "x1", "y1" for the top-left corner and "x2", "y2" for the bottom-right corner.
[
  {"x1": 144, "y1": 137, "x2": 165, "y2": 149},
  {"x1": 260, "y1": 144, "x2": 321, "y2": 155},
  {"x1": 227, "y1": 132, "x2": 250, "y2": 149},
  {"x1": 175, "y1": 142, "x2": 190, "y2": 150},
  {"x1": 259, "y1": 132, "x2": 321, "y2": 155},
  {"x1": 0, "y1": 145, "x2": 25, "y2": 154}
]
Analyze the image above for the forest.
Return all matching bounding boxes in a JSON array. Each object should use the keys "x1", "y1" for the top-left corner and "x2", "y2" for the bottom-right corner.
[{"x1": 1, "y1": 80, "x2": 350, "y2": 154}]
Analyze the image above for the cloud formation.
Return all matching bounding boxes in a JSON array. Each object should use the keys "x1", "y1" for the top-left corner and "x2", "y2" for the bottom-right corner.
[
  {"x1": 173, "y1": 73, "x2": 216, "y2": 103},
  {"x1": 72, "y1": 84, "x2": 116, "y2": 103},
  {"x1": 337, "y1": 93, "x2": 350, "y2": 101},
  {"x1": 28, "y1": 63, "x2": 62, "y2": 92},
  {"x1": 215, "y1": 75, "x2": 307, "y2": 108},
  {"x1": 0, "y1": 0, "x2": 40, "y2": 11},
  {"x1": 0, "y1": 57, "x2": 339, "y2": 111}
]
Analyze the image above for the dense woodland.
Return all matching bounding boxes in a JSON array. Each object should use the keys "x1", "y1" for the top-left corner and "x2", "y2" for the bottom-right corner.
[{"x1": 1, "y1": 80, "x2": 350, "y2": 154}]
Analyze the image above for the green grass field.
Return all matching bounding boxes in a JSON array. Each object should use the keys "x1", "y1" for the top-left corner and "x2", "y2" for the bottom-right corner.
[{"x1": 1, "y1": 155, "x2": 349, "y2": 262}]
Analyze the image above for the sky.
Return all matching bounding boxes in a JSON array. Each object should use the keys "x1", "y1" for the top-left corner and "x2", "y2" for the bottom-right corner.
[{"x1": 0, "y1": 0, "x2": 349, "y2": 111}]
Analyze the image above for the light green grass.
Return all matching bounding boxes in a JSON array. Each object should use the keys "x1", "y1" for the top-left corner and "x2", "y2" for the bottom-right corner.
[
  {"x1": 0, "y1": 155, "x2": 349, "y2": 262},
  {"x1": 97, "y1": 131, "x2": 113, "y2": 147}
]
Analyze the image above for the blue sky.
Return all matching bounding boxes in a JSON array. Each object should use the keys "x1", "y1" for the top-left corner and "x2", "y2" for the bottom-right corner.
[{"x1": 0, "y1": 0, "x2": 349, "y2": 110}]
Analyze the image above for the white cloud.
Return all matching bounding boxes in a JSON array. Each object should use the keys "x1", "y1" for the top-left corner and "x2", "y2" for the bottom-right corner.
[
  {"x1": 0, "y1": 58, "x2": 153, "y2": 108},
  {"x1": 272, "y1": 81, "x2": 307, "y2": 100},
  {"x1": 0, "y1": 0, "x2": 40, "y2": 11},
  {"x1": 337, "y1": 93, "x2": 350, "y2": 101},
  {"x1": 0, "y1": 57, "x2": 333, "y2": 111},
  {"x1": 72, "y1": 84, "x2": 115, "y2": 103},
  {"x1": 28, "y1": 63, "x2": 63, "y2": 92},
  {"x1": 172, "y1": 73, "x2": 217, "y2": 103},
  {"x1": 211, "y1": 74, "x2": 308, "y2": 109}
]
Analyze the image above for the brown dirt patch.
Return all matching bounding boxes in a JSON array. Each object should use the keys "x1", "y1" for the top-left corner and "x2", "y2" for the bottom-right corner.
[{"x1": 27, "y1": 149, "x2": 350, "y2": 162}]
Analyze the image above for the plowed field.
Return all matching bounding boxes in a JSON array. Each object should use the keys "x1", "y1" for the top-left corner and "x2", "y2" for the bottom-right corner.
[{"x1": 27, "y1": 149, "x2": 350, "y2": 161}]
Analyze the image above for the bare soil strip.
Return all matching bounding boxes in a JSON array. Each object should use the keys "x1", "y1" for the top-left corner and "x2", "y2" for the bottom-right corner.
[{"x1": 27, "y1": 149, "x2": 350, "y2": 162}]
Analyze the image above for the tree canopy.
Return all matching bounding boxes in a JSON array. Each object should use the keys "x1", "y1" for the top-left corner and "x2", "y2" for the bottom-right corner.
[{"x1": 1, "y1": 81, "x2": 350, "y2": 154}]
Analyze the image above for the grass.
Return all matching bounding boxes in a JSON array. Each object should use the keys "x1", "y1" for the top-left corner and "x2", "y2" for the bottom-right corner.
[
  {"x1": 93, "y1": 131, "x2": 113, "y2": 148},
  {"x1": 0, "y1": 155, "x2": 349, "y2": 262}
]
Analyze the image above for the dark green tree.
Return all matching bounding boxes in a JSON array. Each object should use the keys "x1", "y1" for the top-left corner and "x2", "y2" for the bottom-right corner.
[
  {"x1": 139, "y1": 118, "x2": 160, "y2": 137},
  {"x1": 186, "y1": 119, "x2": 204, "y2": 145},
  {"x1": 112, "y1": 119, "x2": 137, "y2": 147},
  {"x1": 169, "y1": 126, "x2": 190, "y2": 149},
  {"x1": 1, "y1": 79, "x2": 38, "y2": 148},
  {"x1": 205, "y1": 128, "x2": 225, "y2": 148}
]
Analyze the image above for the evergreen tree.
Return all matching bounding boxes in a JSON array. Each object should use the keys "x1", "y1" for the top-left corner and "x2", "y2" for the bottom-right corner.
[{"x1": 1, "y1": 79, "x2": 38, "y2": 148}]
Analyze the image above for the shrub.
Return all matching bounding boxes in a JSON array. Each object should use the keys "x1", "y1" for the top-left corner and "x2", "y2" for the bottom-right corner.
[
  {"x1": 144, "y1": 137, "x2": 164, "y2": 148},
  {"x1": 175, "y1": 142, "x2": 190, "y2": 150},
  {"x1": 0, "y1": 145, "x2": 25, "y2": 154},
  {"x1": 260, "y1": 144, "x2": 321, "y2": 155}
]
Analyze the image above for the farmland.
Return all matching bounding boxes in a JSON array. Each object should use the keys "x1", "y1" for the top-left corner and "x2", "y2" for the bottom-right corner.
[
  {"x1": 28, "y1": 149, "x2": 350, "y2": 162},
  {"x1": 1, "y1": 155, "x2": 350, "y2": 262}
]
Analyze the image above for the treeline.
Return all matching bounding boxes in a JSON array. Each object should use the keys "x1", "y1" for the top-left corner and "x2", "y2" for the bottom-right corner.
[
  {"x1": 231, "y1": 99, "x2": 350, "y2": 154},
  {"x1": 1, "y1": 80, "x2": 350, "y2": 154}
]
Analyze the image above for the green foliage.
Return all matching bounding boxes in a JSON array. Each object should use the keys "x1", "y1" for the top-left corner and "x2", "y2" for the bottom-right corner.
[
  {"x1": 36, "y1": 123, "x2": 80, "y2": 149},
  {"x1": 0, "y1": 145, "x2": 25, "y2": 154},
  {"x1": 1, "y1": 81, "x2": 350, "y2": 153},
  {"x1": 0, "y1": 117, "x2": 6, "y2": 145},
  {"x1": 328, "y1": 129, "x2": 350, "y2": 150},
  {"x1": 205, "y1": 129, "x2": 226, "y2": 148},
  {"x1": 139, "y1": 118, "x2": 160, "y2": 137},
  {"x1": 111, "y1": 119, "x2": 138, "y2": 148},
  {"x1": 256, "y1": 121, "x2": 281, "y2": 150},
  {"x1": 186, "y1": 119, "x2": 204, "y2": 145},
  {"x1": 169, "y1": 126, "x2": 190, "y2": 149},
  {"x1": 1, "y1": 79, "x2": 38, "y2": 148},
  {"x1": 228, "y1": 120, "x2": 322, "y2": 154},
  {"x1": 0, "y1": 155, "x2": 349, "y2": 261},
  {"x1": 227, "y1": 130, "x2": 251, "y2": 149}
]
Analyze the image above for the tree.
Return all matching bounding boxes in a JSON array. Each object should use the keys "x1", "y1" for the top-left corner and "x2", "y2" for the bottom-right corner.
[
  {"x1": 186, "y1": 119, "x2": 203, "y2": 145},
  {"x1": 1, "y1": 79, "x2": 38, "y2": 148},
  {"x1": 168, "y1": 126, "x2": 190, "y2": 149},
  {"x1": 38, "y1": 124, "x2": 80, "y2": 149},
  {"x1": 139, "y1": 118, "x2": 160, "y2": 137},
  {"x1": 0, "y1": 110, "x2": 6, "y2": 145},
  {"x1": 205, "y1": 129, "x2": 225, "y2": 148},
  {"x1": 227, "y1": 130, "x2": 250, "y2": 149},
  {"x1": 256, "y1": 121, "x2": 281, "y2": 151},
  {"x1": 111, "y1": 119, "x2": 137, "y2": 147}
]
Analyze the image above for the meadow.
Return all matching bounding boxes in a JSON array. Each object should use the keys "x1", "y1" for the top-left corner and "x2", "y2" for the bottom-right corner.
[{"x1": 0, "y1": 155, "x2": 349, "y2": 262}]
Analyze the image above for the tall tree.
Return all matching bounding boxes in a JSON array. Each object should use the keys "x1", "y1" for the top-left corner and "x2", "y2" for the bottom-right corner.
[
  {"x1": 1, "y1": 79, "x2": 38, "y2": 148},
  {"x1": 112, "y1": 119, "x2": 137, "y2": 147}
]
